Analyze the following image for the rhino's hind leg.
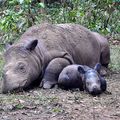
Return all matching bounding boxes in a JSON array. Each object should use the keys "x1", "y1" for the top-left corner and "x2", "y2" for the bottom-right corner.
[
  {"x1": 100, "y1": 48, "x2": 110, "y2": 68},
  {"x1": 100, "y1": 46, "x2": 110, "y2": 76},
  {"x1": 40, "y1": 58, "x2": 72, "y2": 89}
]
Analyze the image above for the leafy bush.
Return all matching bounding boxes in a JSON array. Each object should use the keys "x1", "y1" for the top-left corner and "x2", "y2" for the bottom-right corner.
[
  {"x1": 0, "y1": 0, "x2": 120, "y2": 44},
  {"x1": 0, "y1": 0, "x2": 120, "y2": 72},
  {"x1": 0, "y1": 0, "x2": 45, "y2": 43},
  {"x1": 47, "y1": 0, "x2": 120, "y2": 36}
]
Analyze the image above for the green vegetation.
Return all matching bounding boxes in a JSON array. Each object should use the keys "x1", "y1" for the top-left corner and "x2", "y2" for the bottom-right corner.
[
  {"x1": 0, "y1": 0, "x2": 120, "y2": 43},
  {"x1": 110, "y1": 45, "x2": 120, "y2": 71},
  {"x1": 0, "y1": 0, "x2": 120, "y2": 72}
]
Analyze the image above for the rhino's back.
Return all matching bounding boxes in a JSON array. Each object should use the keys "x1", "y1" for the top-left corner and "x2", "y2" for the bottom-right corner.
[{"x1": 20, "y1": 23, "x2": 101, "y2": 67}]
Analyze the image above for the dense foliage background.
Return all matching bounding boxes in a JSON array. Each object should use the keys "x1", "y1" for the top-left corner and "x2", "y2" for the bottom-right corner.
[
  {"x1": 0, "y1": 0, "x2": 120, "y2": 44},
  {"x1": 0, "y1": 0, "x2": 120, "y2": 72}
]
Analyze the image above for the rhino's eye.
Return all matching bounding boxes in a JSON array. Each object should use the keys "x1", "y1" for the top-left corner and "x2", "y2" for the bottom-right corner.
[{"x1": 17, "y1": 63, "x2": 26, "y2": 73}]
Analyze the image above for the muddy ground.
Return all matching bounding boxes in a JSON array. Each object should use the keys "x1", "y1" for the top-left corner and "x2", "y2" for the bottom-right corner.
[{"x1": 0, "y1": 72, "x2": 120, "y2": 120}]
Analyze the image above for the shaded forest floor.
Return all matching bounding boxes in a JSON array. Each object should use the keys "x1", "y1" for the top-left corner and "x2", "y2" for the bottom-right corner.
[{"x1": 0, "y1": 73, "x2": 120, "y2": 120}]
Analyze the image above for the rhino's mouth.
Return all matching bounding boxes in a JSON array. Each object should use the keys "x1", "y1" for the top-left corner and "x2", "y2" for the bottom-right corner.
[
  {"x1": 2, "y1": 85, "x2": 24, "y2": 94},
  {"x1": 2, "y1": 77, "x2": 30, "y2": 94},
  {"x1": 89, "y1": 89, "x2": 102, "y2": 96}
]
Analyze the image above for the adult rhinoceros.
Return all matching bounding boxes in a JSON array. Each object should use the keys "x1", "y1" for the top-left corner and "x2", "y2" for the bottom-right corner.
[{"x1": 2, "y1": 23, "x2": 110, "y2": 93}]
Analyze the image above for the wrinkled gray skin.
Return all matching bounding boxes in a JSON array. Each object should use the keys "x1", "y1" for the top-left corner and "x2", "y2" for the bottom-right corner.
[
  {"x1": 2, "y1": 23, "x2": 110, "y2": 93},
  {"x1": 58, "y1": 63, "x2": 107, "y2": 95},
  {"x1": 58, "y1": 64, "x2": 85, "y2": 91}
]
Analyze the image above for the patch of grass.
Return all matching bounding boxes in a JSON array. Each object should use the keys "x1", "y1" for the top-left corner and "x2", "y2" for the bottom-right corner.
[
  {"x1": 109, "y1": 45, "x2": 120, "y2": 72},
  {"x1": 13, "y1": 103, "x2": 25, "y2": 110},
  {"x1": 52, "y1": 107, "x2": 62, "y2": 113},
  {"x1": 0, "y1": 90, "x2": 59, "y2": 106}
]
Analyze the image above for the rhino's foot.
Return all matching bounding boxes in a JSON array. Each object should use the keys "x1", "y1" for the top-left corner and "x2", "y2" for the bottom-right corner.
[{"x1": 42, "y1": 81, "x2": 56, "y2": 89}]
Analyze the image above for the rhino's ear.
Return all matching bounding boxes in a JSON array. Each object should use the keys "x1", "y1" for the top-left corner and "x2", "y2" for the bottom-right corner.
[
  {"x1": 78, "y1": 66, "x2": 85, "y2": 74},
  {"x1": 25, "y1": 39, "x2": 38, "y2": 51},
  {"x1": 94, "y1": 63, "x2": 101, "y2": 73},
  {"x1": 100, "y1": 77, "x2": 107, "y2": 92}
]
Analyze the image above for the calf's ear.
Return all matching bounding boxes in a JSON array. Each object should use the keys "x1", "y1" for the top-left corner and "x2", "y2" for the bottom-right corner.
[
  {"x1": 100, "y1": 77, "x2": 107, "y2": 92},
  {"x1": 78, "y1": 66, "x2": 85, "y2": 74},
  {"x1": 94, "y1": 63, "x2": 101, "y2": 73},
  {"x1": 25, "y1": 39, "x2": 38, "y2": 51}
]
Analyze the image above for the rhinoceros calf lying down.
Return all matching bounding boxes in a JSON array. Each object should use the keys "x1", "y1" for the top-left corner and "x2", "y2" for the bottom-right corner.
[
  {"x1": 58, "y1": 63, "x2": 107, "y2": 95},
  {"x1": 2, "y1": 23, "x2": 110, "y2": 93}
]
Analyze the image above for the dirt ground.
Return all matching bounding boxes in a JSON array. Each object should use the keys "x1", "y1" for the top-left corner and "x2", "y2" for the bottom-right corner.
[
  {"x1": 0, "y1": 40, "x2": 120, "y2": 120},
  {"x1": 0, "y1": 72, "x2": 120, "y2": 120}
]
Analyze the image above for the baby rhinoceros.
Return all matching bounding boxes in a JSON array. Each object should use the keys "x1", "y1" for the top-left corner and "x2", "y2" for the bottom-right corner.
[{"x1": 58, "y1": 63, "x2": 107, "y2": 96}]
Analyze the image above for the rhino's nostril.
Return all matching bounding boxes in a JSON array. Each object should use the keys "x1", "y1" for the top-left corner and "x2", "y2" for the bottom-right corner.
[
  {"x1": 93, "y1": 87, "x2": 98, "y2": 92},
  {"x1": 91, "y1": 87, "x2": 101, "y2": 95}
]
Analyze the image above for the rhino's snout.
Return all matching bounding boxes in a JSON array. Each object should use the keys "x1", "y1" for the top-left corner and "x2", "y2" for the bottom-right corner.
[
  {"x1": 2, "y1": 85, "x2": 23, "y2": 94},
  {"x1": 2, "y1": 82, "x2": 17, "y2": 94},
  {"x1": 2, "y1": 86, "x2": 12, "y2": 94},
  {"x1": 90, "y1": 86, "x2": 101, "y2": 96},
  {"x1": 2, "y1": 79, "x2": 25, "y2": 94},
  {"x1": 2, "y1": 72, "x2": 27, "y2": 94}
]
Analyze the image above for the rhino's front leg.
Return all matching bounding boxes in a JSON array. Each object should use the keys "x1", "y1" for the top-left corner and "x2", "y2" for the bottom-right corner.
[{"x1": 40, "y1": 58, "x2": 72, "y2": 89}]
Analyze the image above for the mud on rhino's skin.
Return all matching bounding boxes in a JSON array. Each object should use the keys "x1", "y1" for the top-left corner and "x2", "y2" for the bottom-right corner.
[
  {"x1": 2, "y1": 23, "x2": 110, "y2": 93},
  {"x1": 58, "y1": 63, "x2": 107, "y2": 96}
]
